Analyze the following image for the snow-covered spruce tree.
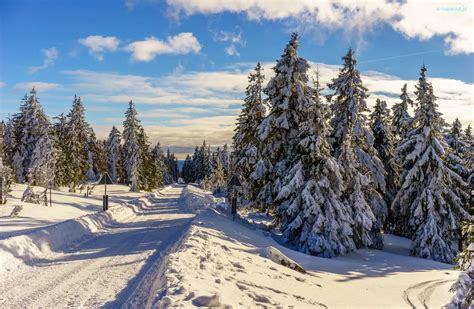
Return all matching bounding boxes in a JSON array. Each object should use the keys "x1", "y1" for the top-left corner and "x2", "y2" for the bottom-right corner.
[
  {"x1": 257, "y1": 33, "x2": 308, "y2": 216},
  {"x1": 392, "y1": 65, "x2": 470, "y2": 263},
  {"x1": 192, "y1": 141, "x2": 213, "y2": 183},
  {"x1": 65, "y1": 95, "x2": 89, "y2": 190},
  {"x1": 464, "y1": 125, "x2": 474, "y2": 188},
  {"x1": 168, "y1": 151, "x2": 179, "y2": 183},
  {"x1": 445, "y1": 118, "x2": 468, "y2": 179},
  {"x1": 276, "y1": 71, "x2": 355, "y2": 257},
  {"x1": 106, "y1": 126, "x2": 121, "y2": 183},
  {"x1": 51, "y1": 114, "x2": 69, "y2": 187},
  {"x1": 391, "y1": 84, "x2": 413, "y2": 141},
  {"x1": 232, "y1": 62, "x2": 267, "y2": 208},
  {"x1": 151, "y1": 142, "x2": 166, "y2": 187},
  {"x1": 328, "y1": 48, "x2": 386, "y2": 249},
  {"x1": 122, "y1": 100, "x2": 141, "y2": 192},
  {"x1": 27, "y1": 130, "x2": 57, "y2": 187},
  {"x1": 370, "y1": 99, "x2": 398, "y2": 224},
  {"x1": 2, "y1": 117, "x2": 16, "y2": 170},
  {"x1": 181, "y1": 154, "x2": 193, "y2": 183},
  {"x1": 137, "y1": 126, "x2": 159, "y2": 191},
  {"x1": 203, "y1": 143, "x2": 213, "y2": 180},
  {"x1": 203, "y1": 154, "x2": 227, "y2": 194},
  {"x1": 221, "y1": 144, "x2": 230, "y2": 176},
  {"x1": 85, "y1": 129, "x2": 100, "y2": 182},
  {"x1": 165, "y1": 149, "x2": 174, "y2": 184},
  {"x1": 11, "y1": 89, "x2": 51, "y2": 183}
]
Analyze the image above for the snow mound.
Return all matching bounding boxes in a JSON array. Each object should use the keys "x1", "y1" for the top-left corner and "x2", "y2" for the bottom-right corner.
[
  {"x1": 180, "y1": 185, "x2": 225, "y2": 213},
  {"x1": 0, "y1": 192, "x2": 160, "y2": 275},
  {"x1": 262, "y1": 246, "x2": 306, "y2": 274}
]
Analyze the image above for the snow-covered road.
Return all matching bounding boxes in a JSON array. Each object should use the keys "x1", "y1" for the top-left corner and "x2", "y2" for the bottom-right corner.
[{"x1": 0, "y1": 185, "x2": 194, "y2": 308}]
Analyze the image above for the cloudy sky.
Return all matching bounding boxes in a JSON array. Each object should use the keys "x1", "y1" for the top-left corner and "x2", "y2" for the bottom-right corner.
[{"x1": 1, "y1": 0, "x2": 473, "y2": 158}]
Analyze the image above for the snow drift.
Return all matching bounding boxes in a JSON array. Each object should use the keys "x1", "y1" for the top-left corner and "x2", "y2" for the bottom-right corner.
[{"x1": 0, "y1": 192, "x2": 161, "y2": 274}]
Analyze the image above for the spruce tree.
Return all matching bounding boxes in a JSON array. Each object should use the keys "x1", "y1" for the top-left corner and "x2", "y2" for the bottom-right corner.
[
  {"x1": 391, "y1": 84, "x2": 413, "y2": 141},
  {"x1": 122, "y1": 100, "x2": 141, "y2": 192},
  {"x1": 276, "y1": 71, "x2": 355, "y2": 257},
  {"x1": 392, "y1": 65, "x2": 469, "y2": 263},
  {"x1": 328, "y1": 48, "x2": 386, "y2": 249},
  {"x1": 137, "y1": 126, "x2": 159, "y2": 191},
  {"x1": 2, "y1": 116, "x2": 16, "y2": 170},
  {"x1": 11, "y1": 89, "x2": 51, "y2": 184},
  {"x1": 85, "y1": 129, "x2": 99, "y2": 181},
  {"x1": 65, "y1": 95, "x2": 89, "y2": 190},
  {"x1": 181, "y1": 154, "x2": 193, "y2": 183},
  {"x1": 464, "y1": 125, "x2": 474, "y2": 189},
  {"x1": 151, "y1": 142, "x2": 166, "y2": 187},
  {"x1": 370, "y1": 99, "x2": 398, "y2": 218},
  {"x1": 221, "y1": 144, "x2": 230, "y2": 176},
  {"x1": 257, "y1": 33, "x2": 308, "y2": 215},
  {"x1": 52, "y1": 114, "x2": 69, "y2": 186},
  {"x1": 445, "y1": 118, "x2": 468, "y2": 179},
  {"x1": 232, "y1": 63, "x2": 267, "y2": 208},
  {"x1": 106, "y1": 126, "x2": 121, "y2": 182},
  {"x1": 27, "y1": 131, "x2": 56, "y2": 187}
]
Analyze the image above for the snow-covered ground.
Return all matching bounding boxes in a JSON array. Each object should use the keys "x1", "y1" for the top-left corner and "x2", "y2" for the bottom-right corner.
[
  {"x1": 0, "y1": 184, "x2": 461, "y2": 307},
  {"x1": 0, "y1": 183, "x2": 145, "y2": 239},
  {"x1": 0, "y1": 185, "x2": 194, "y2": 307},
  {"x1": 155, "y1": 186, "x2": 460, "y2": 308}
]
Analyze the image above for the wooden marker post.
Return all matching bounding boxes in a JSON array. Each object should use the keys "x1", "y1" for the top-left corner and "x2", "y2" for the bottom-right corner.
[
  {"x1": 98, "y1": 173, "x2": 114, "y2": 211},
  {"x1": 228, "y1": 174, "x2": 241, "y2": 221}
]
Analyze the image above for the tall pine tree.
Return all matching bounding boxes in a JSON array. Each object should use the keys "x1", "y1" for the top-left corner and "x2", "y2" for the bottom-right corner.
[
  {"x1": 65, "y1": 95, "x2": 89, "y2": 190},
  {"x1": 122, "y1": 100, "x2": 141, "y2": 192},
  {"x1": 232, "y1": 63, "x2": 267, "y2": 208},
  {"x1": 391, "y1": 84, "x2": 413, "y2": 141},
  {"x1": 106, "y1": 126, "x2": 121, "y2": 183},
  {"x1": 276, "y1": 70, "x2": 355, "y2": 257},
  {"x1": 257, "y1": 33, "x2": 307, "y2": 216},
  {"x1": 392, "y1": 65, "x2": 469, "y2": 263},
  {"x1": 11, "y1": 89, "x2": 51, "y2": 184},
  {"x1": 328, "y1": 48, "x2": 386, "y2": 249},
  {"x1": 370, "y1": 99, "x2": 398, "y2": 218}
]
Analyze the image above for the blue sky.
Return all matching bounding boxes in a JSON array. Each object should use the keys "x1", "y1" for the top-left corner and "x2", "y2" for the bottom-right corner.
[{"x1": 1, "y1": 0, "x2": 473, "y2": 157}]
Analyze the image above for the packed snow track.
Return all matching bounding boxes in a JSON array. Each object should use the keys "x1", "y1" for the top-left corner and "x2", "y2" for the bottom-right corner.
[{"x1": 0, "y1": 185, "x2": 194, "y2": 308}]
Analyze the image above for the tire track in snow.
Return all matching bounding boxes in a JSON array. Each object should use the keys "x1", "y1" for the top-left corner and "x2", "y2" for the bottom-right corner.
[
  {"x1": 402, "y1": 279, "x2": 452, "y2": 308},
  {"x1": 418, "y1": 279, "x2": 452, "y2": 308},
  {"x1": 1, "y1": 232, "x2": 136, "y2": 307}
]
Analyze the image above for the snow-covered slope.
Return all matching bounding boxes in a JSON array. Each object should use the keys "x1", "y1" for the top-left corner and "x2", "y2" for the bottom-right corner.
[
  {"x1": 155, "y1": 186, "x2": 460, "y2": 308},
  {"x1": 0, "y1": 183, "x2": 146, "y2": 239}
]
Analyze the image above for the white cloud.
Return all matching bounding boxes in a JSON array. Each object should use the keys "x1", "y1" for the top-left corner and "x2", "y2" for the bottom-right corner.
[
  {"x1": 216, "y1": 30, "x2": 244, "y2": 45},
  {"x1": 393, "y1": 1, "x2": 473, "y2": 55},
  {"x1": 166, "y1": 0, "x2": 474, "y2": 55},
  {"x1": 14, "y1": 82, "x2": 60, "y2": 92},
  {"x1": 0, "y1": 81, "x2": 5, "y2": 88},
  {"x1": 211, "y1": 28, "x2": 245, "y2": 57},
  {"x1": 78, "y1": 35, "x2": 120, "y2": 61},
  {"x1": 126, "y1": 33, "x2": 202, "y2": 62},
  {"x1": 225, "y1": 45, "x2": 240, "y2": 56},
  {"x1": 29, "y1": 47, "x2": 59, "y2": 73}
]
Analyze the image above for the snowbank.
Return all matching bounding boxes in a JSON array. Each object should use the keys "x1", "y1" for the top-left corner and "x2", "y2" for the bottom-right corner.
[
  {"x1": 0, "y1": 183, "x2": 147, "y2": 238},
  {"x1": 0, "y1": 192, "x2": 161, "y2": 275},
  {"x1": 180, "y1": 185, "x2": 226, "y2": 213},
  {"x1": 153, "y1": 187, "x2": 460, "y2": 308}
]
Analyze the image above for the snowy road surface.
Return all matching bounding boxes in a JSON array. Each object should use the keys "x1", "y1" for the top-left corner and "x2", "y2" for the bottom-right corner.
[{"x1": 0, "y1": 185, "x2": 194, "y2": 308}]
